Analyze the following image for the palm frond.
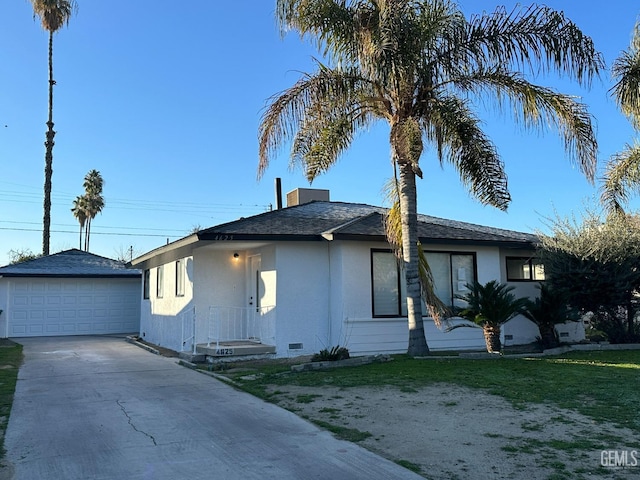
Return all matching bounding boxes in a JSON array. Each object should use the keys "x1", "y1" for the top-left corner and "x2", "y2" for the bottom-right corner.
[
  {"x1": 30, "y1": 0, "x2": 77, "y2": 32},
  {"x1": 453, "y1": 68, "x2": 597, "y2": 182},
  {"x1": 461, "y1": 4, "x2": 603, "y2": 86},
  {"x1": 426, "y1": 94, "x2": 510, "y2": 210},
  {"x1": 611, "y1": 21, "x2": 640, "y2": 128},
  {"x1": 292, "y1": 99, "x2": 375, "y2": 182},
  {"x1": 601, "y1": 143, "x2": 640, "y2": 215},
  {"x1": 276, "y1": 0, "x2": 358, "y2": 62},
  {"x1": 258, "y1": 67, "x2": 379, "y2": 179},
  {"x1": 455, "y1": 280, "x2": 528, "y2": 328}
]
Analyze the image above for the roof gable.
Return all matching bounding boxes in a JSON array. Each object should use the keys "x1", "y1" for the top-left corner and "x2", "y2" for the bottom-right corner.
[{"x1": 0, "y1": 249, "x2": 141, "y2": 278}]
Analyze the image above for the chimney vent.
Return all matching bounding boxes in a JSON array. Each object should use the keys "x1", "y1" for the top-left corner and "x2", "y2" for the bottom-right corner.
[
  {"x1": 275, "y1": 178, "x2": 283, "y2": 210},
  {"x1": 286, "y1": 188, "x2": 330, "y2": 207}
]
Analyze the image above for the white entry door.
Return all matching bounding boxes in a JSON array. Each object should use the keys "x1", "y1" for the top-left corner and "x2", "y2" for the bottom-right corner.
[{"x1": 248, "y1": 255, "x2": 262, "y2": 313}]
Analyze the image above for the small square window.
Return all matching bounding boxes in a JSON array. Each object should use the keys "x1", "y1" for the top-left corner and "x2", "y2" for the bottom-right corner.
[{"x1": 506, "y1": 257, "x2": 545, "y2": 282}]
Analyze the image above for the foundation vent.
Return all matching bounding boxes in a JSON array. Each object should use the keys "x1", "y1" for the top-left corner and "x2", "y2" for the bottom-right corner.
[{"x1": 288, "y1": 343, "x2": 304, "y2": 350}]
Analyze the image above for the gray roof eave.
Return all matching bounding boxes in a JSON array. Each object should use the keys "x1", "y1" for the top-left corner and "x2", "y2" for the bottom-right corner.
[
  {"x1": 131, "y1": 234, "x2": 200, "y2": 269},
  {"x1": 0, "y1": 273, "x2": 140, "y2": 279}
]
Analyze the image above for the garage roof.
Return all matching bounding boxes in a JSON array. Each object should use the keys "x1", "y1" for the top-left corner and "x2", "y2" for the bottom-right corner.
[{"x1": 0, "y1": 249, "x2": 141, "y2": 278}]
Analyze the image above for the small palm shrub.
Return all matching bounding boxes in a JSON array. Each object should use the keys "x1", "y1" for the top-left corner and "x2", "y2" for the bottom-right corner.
[
  {"x1": 453, "y1": 280, "x2": 529, "y2": 353},
  {"x1": 522, "y1": 283, "x2": 577, "y2": 349},
  {"x1": 312, "y1": 346, "x2": 350, "y2": 362}
]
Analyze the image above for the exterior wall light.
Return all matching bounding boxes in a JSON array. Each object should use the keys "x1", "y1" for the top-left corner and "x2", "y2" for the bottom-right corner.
[{"x1": 233, "y1": 252, "x2": 240, "y2": 259}]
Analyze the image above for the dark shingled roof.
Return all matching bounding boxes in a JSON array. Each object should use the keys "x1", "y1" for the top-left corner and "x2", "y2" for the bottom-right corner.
[
  {"x1": 198, "y1": 201, "x2": 537, "y2": 247},
  {"x1": 0, "y1": 249, "x2": 141, "y2": 278}
]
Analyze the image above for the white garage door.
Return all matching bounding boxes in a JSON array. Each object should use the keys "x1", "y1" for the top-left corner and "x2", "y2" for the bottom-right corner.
[{"x1": 7, "y1": 278, "x2": 140, "y2": 337}]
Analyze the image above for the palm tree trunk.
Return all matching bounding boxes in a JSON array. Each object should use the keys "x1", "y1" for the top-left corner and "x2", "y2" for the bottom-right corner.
[
  {"x1": 85, "y1": 218, "x2": 90, "y2": 252},
  {"x1": 78, "y1": 224, "x2": 83, "y2": 250},
  {"x1": 42, "y1": 31, "x2": 56, "y2": 256},
  {"x1": 483, "y1": 325, "x2": 502, "y2": 353},
  {"x1": 398, "y1": 162, "x2": 429, "y2": 356}
]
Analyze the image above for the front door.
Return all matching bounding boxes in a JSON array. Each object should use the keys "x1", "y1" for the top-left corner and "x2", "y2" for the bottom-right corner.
[{"x1": 249, "y1": 255, "x2": 262, "y2": 313}]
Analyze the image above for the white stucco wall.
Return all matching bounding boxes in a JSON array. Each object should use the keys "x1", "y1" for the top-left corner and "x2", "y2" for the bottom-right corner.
[
  {"x1": 273, "y1": 242, "x2": 331, "y2": 356},
  {"x1": 138, "y1": 239, "x2": 578, "y2": 357},
  {"x1": 326, "y1": 242, "x2": 552, "y2": 354},
  {"x1": 139, "y1": 256, "x2": 195, "y2": 352}
]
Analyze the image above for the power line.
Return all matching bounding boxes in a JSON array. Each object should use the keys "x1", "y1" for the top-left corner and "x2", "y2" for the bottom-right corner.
[
  {"x1": 0, "y1": 226, "x2": 182, "y2": 238},
  {"x1": 0, "y1": 219, "x2": 188, "y2": 233}
]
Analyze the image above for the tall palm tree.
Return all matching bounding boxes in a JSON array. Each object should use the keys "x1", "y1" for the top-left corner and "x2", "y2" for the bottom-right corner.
[
  {"x1": 259, "y1": 0, "x2": 602, "y2": 356},
  {"x1": 30, "y1": 0, "x2": 77, "y2": 256},
  {"x1": 602, "y1": 21, "x2": 640, "y2": 214},
  {"x1": 82, "y1": 170, "x2": 105, "y2": 252},
  {"x1": 71, "y1": 195, "x2": 87, "y2": 250}
]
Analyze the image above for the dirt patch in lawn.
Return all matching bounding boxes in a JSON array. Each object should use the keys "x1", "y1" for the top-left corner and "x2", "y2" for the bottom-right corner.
[{"x1": 265, "y1": 383, "x2": 639, "y2": 479}]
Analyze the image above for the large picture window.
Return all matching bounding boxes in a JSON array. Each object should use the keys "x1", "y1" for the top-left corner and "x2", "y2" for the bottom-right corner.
[
  {"x1": 371, "y1": 249, "x2": 476, "y2": 317},
  {"x1": 506, "y1": 257, "x2": 545, "y2": 282}
]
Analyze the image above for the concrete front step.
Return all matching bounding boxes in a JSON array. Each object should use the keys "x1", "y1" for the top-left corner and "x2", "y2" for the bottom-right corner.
[{"x1": 196, "y1": 342, "x2": 276, "y2": 358}]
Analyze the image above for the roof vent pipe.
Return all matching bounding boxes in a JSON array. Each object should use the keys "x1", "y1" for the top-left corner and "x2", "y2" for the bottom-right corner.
[{"x1": 275, "y1": 177, "x2": 283, "y2": 210}]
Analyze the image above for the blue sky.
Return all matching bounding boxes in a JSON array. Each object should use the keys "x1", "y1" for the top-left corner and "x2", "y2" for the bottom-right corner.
[{"x1": 0, "y1": 1, "x2": 638, "y2": 265}]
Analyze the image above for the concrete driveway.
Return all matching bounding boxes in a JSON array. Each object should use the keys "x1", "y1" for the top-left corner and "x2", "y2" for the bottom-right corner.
[{"x1": 2, "y1": 336, "x2": 422, "y2": 480}]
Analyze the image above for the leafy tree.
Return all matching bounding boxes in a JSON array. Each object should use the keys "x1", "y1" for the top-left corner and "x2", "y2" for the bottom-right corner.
[
  {"x1": 453, "y1": 280, "x2": 528, "y2": 353},
  {"x1": 537, "y1": 211, "x2": 640, "y2": 343},
  {"x1": 259, "y1": 0, "x2": 602, "y2": 355},
  {"x1": 30, "y1": 0, "x2": 78, "y2": 255},
  {"x1": 113, "y1": 245, "x2": 142, "y2": 263},
  {"x1": 8, "y1": 248, "x2": 39, "y2": 265}
]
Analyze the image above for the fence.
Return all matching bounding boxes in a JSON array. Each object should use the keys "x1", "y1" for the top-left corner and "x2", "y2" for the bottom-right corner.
[
  {"x1": 144, "y1": 306, "x2": 196, "y2": 353},
  {"x1": 207, "y1": 305, "x2": 276, "y2": 348}
]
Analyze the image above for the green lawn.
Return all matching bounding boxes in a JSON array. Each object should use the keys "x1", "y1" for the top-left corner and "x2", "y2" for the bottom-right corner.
[
  {"x1": 0, "y1": 341, "x2": 22, "y2": 461},
  {"x1": 221, "y1": 350, "x2": 640, "y2": 433}
]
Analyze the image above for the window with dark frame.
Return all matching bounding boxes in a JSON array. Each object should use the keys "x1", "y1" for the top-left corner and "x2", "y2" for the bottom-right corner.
[
  {"x1": 371, "y1": 249, "x2": 476, "y2": 317},
  {"x1": 175, "y1": 259, "x2": 185, "y2": 297},
  {"x1": 506, "y1": 257, "x2": 545, "y2": 282},
  {"x1": 156, "y1": 265, "x2": 164, "y2": 298},
  {"x1": 143, "y1": 269, "x2": 150, "y2": 299}
]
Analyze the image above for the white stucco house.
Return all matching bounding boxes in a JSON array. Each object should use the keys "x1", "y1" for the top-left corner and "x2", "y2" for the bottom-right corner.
[
  {"x1": 131, "y1": 189, "x2": 584, "y2": 359},
  {"x1": 0, "y1": 249, "x2": 141, "y2": 338}
]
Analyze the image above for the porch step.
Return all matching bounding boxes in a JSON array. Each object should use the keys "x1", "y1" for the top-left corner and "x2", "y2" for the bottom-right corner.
[{"x1": 196, "y1": 341, "x2": 276, "y2": 357}]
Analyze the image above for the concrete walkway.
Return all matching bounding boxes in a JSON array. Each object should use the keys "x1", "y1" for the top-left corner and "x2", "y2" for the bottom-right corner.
[{"x1": 3, "y1": 336, "x2": 422, "y2": 480}]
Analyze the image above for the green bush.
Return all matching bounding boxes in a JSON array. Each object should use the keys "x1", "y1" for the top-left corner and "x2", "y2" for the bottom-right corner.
[{"x1": 311, "y1": 345, "x2": 350, "y2": 362}]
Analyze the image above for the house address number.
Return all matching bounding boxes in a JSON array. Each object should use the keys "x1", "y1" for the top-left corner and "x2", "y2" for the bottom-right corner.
[
  {"x1": 213, "y1": 235, "x2": 234, "y2": 241},
  {"x1": 215, "y1": 348, "x2": 234, "y2": 356}
]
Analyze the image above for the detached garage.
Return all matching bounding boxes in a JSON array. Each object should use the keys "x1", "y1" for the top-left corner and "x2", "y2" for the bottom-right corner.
[{"x1": 0, "y1": 249, "x2": 141, "y2": 338}]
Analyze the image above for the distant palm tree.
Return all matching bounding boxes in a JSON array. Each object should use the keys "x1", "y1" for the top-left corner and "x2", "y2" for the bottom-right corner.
[
  {"x1": 30, "y1": 0, "x2": 77, "y2": 256},
  {"x1": 71, "y1": 195, "x2": 87, "y2": 250},
  {"x1": 602, "y1": 21, "x2": 640, "y2": 214},
  {"x1": 259, "y1": 0, "x2": 602, "y2": 355},
  {"x1": 82, "y1": 170, "x2": 105, "y2": 252}
]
